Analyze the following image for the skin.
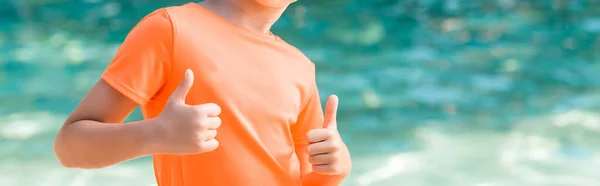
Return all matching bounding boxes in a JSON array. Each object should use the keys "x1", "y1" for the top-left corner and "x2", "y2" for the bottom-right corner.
[
  {"x1": 306, "y1": 95, "x2": 351, "y2": 175},
  {"x1": 201, "y1": 0, "x2": 287, "y2": 34},
  {"x1": 53, "y1": 0, "x2": 350, "y2": 178}
]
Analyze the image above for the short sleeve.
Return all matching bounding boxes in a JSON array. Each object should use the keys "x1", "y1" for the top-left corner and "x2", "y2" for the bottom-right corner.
[{"x1": 101, "y1": 9, "x2": 173, "y2": 106}]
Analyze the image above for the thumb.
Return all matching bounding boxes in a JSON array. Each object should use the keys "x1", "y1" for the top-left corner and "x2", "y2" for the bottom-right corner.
[
  {"x1": 169, "y1": 69, "x2": 194, "y2": 103},
  {"x1": 323, "y1": 94, "x2": 339, "y2": 129}
]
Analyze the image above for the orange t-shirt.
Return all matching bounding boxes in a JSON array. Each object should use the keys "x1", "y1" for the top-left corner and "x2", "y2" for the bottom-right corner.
[{"x1": 101, "y1": 3, "x2": 344, "y2": 186}]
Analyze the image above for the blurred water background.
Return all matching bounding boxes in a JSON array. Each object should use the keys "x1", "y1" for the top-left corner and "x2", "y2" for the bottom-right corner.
[{"x1": 2, "y1": 0, "x2": 600, "y2": 185}]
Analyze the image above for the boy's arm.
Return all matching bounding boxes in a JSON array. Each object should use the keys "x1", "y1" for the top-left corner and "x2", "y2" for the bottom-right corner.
[
  {"x1": 54, "y1": 80, "x2": 162, "y2": 169},
  {"x1": 53, "y1": 9, "x2": 173, "y2": 169},
  {"x1": 293, "y1": 84, "x2": 350, "y2": 186}
]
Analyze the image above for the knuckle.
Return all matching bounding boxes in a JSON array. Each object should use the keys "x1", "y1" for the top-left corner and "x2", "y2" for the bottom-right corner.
[
  {"x1": 308, "y1": 156, "x2": 316, "y2": 163},
  {"x1": 188, "y1": 109, "x2": 202, "y2": 119},
  {"x1": 330, "y1": 141, "x2": 341, "y2": 151},
  {"x1": 212, "y1": 117, "x2": 222, "y2": 127},
  {"x1": 305, "y1": 135, "x2": 314, "y2": 142},
  {"x1": 189, "y1": 122, "x2": 201, "y2": 130},
  {"x1": 213, "y1": 130, "x2": 219, "y2": 136},
  {"x1": 205, "y1": 130, "x2": 216, "y2": 139},
  {"x1": 193, "y1": 141, "x2": 204, "y2": 151},
  {"x1": 201, "y1": 103, "x2": 221, "y2": 115},
  {"x1": 209, "y1": 103, "x2": 221, "y2": 112},
  {"x1": 197, "y1": 118, "x2": 206, "y2": 125},
  {"x1": 194, "y1": 121, "x2": 207, "y2": 130},
  {"x1": 317, "y1": 165, "x2": 334, "y2": 174},
  {"x1": 207, "y1": 103, "x2": 218, "y2": 108},
  {"x1": 195, "y1": 115, "x2": 207, "y2": 124},
  {"x1": 306, "y1": 131, "x2": 321, "y2": 141},
  {"x1": 330, "y1": 138, "x2": 342, "y2": 148},
  {"x1": 319, "y1": 141, "x2": 331, "y2": 151},
  {"x1": 196, "y1": 106, "x2": 208, "y2": 115},
  {"x1": 307, "y1": 129, "x2": 321, "y2": 136},
  {"x1": 198, "y1": 141, "x2": 211, "y2": 150},
  {"x1": 208, "y1": 142, "x2": 219, "y2": 152},
  {"x1": 307, "y1": 145, "x2": 316, "y2": 154},
  {"x1": 328, "y1": 154, "x2": 339, "y2": 163},
  {"x1": 197, "y1": 131, "x2": 208, "y2": 141},
  {"x1": 330, "y1": 167, "x2": 340, "y2": 174},
  {"x1": 196, "y1": 143, "x2": 206, "y2": 151},
  {"x1": 312, "y1": 165, "x2": 322, "y2": 172},
  {"x1": 325, "y1": 130, "x2": 336, "y2": 136}
]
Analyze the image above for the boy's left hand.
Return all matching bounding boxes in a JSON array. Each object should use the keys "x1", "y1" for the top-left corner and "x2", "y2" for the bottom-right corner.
[{"x1": 306, "y1": 95, "x2": 351, "y2": 175}]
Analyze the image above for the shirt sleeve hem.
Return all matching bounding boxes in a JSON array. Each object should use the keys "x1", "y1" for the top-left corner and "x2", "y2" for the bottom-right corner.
[{"x1": 101, "y1": 71, "x2": 152, "y2": 106}]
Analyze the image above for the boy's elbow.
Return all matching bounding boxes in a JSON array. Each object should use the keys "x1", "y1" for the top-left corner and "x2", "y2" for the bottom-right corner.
[
  {"x1": 53, "y1": 135, "x2": 78, "y2": 168},
  {"x1": 54, "y1": 142, "x2": 110, "y2": 169},
  {"x1": 53, "y1": 131, "x2": 101, "y2": 169},
  {"x1": 53, "y1": 145, "x2": 104, "y2": 169},
  {"x1": 55, "y1": 156, "x2": 77, "y2": 169},
  {"x1": 56, "y1": 158, "x2": 103, "y2": 169}
]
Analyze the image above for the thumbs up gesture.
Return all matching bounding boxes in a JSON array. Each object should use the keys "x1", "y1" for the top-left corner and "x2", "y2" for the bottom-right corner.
[
  {"x1": 306, "y1": 95, "x2": 351, "y2": 175},
  {"x1": 153, "y1": 69, "x2": 222, "y2": 155}
]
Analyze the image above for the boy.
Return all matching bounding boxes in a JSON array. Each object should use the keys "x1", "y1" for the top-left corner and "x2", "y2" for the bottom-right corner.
[{"x1": 53, "y1": 0, "x2": 352, "y2": 186}]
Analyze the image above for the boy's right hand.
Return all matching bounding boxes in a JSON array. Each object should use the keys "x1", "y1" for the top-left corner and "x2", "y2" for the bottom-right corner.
[{"x1": 152, "y1": 69, "x2": 221, "y2": 155}]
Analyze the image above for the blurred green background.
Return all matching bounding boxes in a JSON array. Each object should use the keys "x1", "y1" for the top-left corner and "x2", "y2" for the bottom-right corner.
[{"x1": 2, "y1": 0, "x2": 600, "y2": 185}]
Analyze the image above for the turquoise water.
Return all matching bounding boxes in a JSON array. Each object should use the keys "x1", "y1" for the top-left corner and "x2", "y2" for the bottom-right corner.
[{"x1": 2, "y1": 0, "x2": 600, "y2": 186}]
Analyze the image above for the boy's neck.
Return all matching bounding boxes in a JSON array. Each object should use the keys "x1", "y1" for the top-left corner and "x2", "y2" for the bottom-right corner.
[{"x1": 200, "y1": 0, "x2": 287, "y2": 34}]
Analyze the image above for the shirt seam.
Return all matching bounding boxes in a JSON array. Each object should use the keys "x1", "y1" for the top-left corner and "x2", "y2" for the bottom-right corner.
[
  {"x1": 294, "y1": 64, "x2": 317, "y2": 146},
  {"x1": 101, "y1": 71, "x2": 151, "y2": 105},
  {"x1": 299, "y1": 75, "x2": 316, "y2": 117},
  {"x1": 152, "y1": 8, "x2": 176, "y2": 100}
]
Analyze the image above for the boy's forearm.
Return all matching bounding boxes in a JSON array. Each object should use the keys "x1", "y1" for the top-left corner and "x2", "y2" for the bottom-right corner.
[{"x1": 53, "y1": 118, "x2": 162, "y2": 169}]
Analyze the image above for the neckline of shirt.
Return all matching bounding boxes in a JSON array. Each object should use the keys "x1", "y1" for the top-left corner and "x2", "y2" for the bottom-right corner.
[{"x1": 186, "y1": 2, "x2": 282, "y2": 43}]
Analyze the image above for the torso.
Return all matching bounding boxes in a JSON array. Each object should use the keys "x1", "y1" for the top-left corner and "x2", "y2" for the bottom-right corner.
[{"x1": 142, "y1": 3, "x2": 316, "y2": 186}]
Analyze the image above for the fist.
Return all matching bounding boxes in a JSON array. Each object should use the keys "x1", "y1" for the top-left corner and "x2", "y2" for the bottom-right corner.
[
  {"x1": 306, "y1": 95, "x2": 351, "y2": 175},
  {"x1": 154, "y1": 69, "x2": 221, "y2": 155}
]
